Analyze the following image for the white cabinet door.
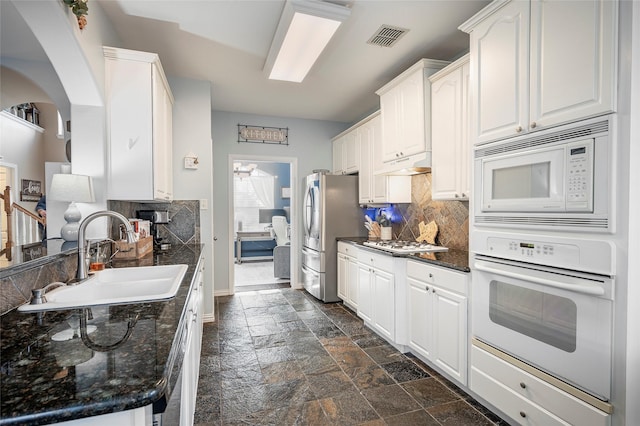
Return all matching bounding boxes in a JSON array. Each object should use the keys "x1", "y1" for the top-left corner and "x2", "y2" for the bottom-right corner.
[
  {"x1": 372, "y1": 267, "x2": 395, "y2": 341},
  {"x1": 152, "y1": 64, "x2": 173, "y2": 201},
  {"x1": 357, "y1": 263, "x2": 373, "y2": 323},
  {"x1": 431, "y1": 56, "x2": 471, "y2": 201},
  {"x1": 529, "y1": 0, "x2": 617, "y2": 130},
  {"x1": 347, "y1": 255, "x2": 359, "y2": 309},
  {"x1": 397, "y1": 68, "x2": 427, "y2": 158},
  {"x1": 380, "y1": 67, "x2": 427, "y2": 162},
  {"x1": 332, "y1": 136, "x2": 345, "y2": 175},
  {"x1": 380, "y1": 90, "x2": 401, "y2": 163},
  {"x1": 369, "y1": 115, "x2": 390, "y2": 203},
  {"x1": 343, "y1": 130, "x2": 359, "y2": 174},
  {"x1": 337, "y1": 253, "x2": 348, "y2": 301},
  {"x1": 470, "y1": 0, "x2": 529, "y2": 144},
  {"x1": 431, "y1": 62, "x2": 463, "y2": 200},
  {"x1": 105, "y1": 47, "x2": 173, "y2": 201},
  {"x1": 432, "y1": 286, "x2": 467, "y2": 385},
  {"x1": 408, "y1": 277, "x2": 433, "y2": 360},
  {"x1": 358, "y1": 125, "x2": 373, "y2": 204}
]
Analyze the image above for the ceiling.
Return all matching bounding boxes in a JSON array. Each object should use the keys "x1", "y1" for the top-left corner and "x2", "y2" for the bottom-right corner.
[{"x1": 2, "y1": 0, "x2": 490, "y2": 124}]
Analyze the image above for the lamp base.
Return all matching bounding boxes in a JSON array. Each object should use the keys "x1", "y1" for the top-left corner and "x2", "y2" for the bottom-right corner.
[{"x1": 61, "y1": 202, "x2": 82, "y2": 242}]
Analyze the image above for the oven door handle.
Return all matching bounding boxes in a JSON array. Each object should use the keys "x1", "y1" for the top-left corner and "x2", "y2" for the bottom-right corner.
[{"x1": 474, "y1": 261, "x2": 606, "y2": 296}]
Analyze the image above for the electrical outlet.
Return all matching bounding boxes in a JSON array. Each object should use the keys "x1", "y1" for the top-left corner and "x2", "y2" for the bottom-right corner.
[{"x1": 200, "y1": 199, "x2": 208, "y2": 210}]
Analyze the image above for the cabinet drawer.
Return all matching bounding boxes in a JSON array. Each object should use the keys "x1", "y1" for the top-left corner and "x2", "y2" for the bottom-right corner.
[
  {"x1": 471, "y1": 345, "x2": 610, "y2": 426},
  {"x1": 338, "y1": 241, "x2": 358, "y2": 257},
  {"x1": 406, "y1": 260, "x2": 467, "y2": 295},
  {"x1": 358, "y1": 249, "x2": 393, "y2": 272},
  {"x1": 471, "y1": 367, "x2": 568, "y2": 426}
]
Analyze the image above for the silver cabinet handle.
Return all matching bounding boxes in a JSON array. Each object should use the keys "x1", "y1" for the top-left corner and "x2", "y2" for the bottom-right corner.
[
  {"x1": 432, "y1": 288, "x2": 436, "y2": 293},
  {"x1": 425, "y1": 286, "x2": 429, "y2": 291},
  {"x1": 530, "y1": 122, "x2": 537, "y2": 129},
  {"x1": 520, "y1": 382, "x2": 526, "y2": 389},
  {"x1": 454, "y1": 194, "x2": 459, "y2": 198},
  {"x1": 516, "y1": 126, "x2": 523, "y2": 133},
  {"x1": 520, "y1": 411, "x2": 526, "y2": 418},
  {"x1": 429, "y1": 273, "x2": 433, "y2": 278}
]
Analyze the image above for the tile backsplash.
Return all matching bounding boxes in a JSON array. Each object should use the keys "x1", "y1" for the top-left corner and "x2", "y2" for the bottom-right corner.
[
  {"x1": 0, "y1": 200, "x2": 201, "y2": 315},
  {"x1": 108, "y1": 200, "x2": 201, "y2": 246},
  {"x1": 389, "y1": 173, "x2": 469, "y2": 251}
]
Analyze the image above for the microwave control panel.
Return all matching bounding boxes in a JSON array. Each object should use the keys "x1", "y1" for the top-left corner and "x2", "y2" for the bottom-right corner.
[
  {"x1": 486, "y1": 237, "x2": 580, "y2": 265},
  {"x1": 566, "y1": 139, "x2": 594, "y2": 211}
]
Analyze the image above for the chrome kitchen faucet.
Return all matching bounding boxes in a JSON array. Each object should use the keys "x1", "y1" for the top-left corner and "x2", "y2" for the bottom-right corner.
[{"x1": 76, "y1": 211, "x2": 136, "y2": 281}]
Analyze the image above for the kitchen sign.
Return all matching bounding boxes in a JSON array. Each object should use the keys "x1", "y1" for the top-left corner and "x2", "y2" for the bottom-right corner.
[{"x1": 238, "y1": 124, "x2": 288, "y2": 145}]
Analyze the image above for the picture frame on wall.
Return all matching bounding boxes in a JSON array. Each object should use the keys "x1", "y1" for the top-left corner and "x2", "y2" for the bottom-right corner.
[
  {"x1": 20, "y1": 179, "x2": 42, "y2": 202},
  {"x1": 281, "y1": 187, "x2": 291, "y2": 199}
]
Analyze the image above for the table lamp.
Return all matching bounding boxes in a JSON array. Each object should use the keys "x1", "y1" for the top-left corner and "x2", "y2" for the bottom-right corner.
[{"x1": 48, "y1": 174, "x2": 95, "y2": 241}]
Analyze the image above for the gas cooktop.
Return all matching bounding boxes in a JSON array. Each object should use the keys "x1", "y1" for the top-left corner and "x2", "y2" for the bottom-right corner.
[{"x1": 363, "y1": 240, "x2": 449, "y2": 254}]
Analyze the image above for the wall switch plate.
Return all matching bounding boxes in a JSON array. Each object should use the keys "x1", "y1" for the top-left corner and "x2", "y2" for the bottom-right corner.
[{"x1": 184, "y1": 156, "x2": 198, "y2": 169}]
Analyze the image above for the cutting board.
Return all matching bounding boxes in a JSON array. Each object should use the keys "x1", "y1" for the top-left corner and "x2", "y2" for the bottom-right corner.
[{"x1": 417, "y1": 221, "x2": 438, "y2": 244}]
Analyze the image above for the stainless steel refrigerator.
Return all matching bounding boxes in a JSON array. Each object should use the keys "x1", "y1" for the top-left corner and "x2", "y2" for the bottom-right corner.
[{"x1": 302, "y1": 171, "x2": 366, "y2": 302}]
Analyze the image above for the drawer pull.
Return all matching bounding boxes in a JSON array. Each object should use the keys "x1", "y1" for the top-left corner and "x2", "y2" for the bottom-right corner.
[
  {"x1": 429, "y1": 273, "x2": 433, "y2": 278},
  {"x1": 520, "y1": 382, "x2": 526, "y2": 389},
  {"x1": 520, "y1": 411, "x2": 526, "y2": 418},
  {"x1": 425, "y1": 286, "x2": 429, "y2": 291}
]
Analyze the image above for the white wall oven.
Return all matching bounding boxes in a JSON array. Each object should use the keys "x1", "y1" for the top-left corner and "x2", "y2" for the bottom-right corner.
[
  {"x1": 474, "y1": 116, "x2": 613, "y2": 233},
  {"x1": 471, "y1": 229, "x2": 615, "y2": 405}
]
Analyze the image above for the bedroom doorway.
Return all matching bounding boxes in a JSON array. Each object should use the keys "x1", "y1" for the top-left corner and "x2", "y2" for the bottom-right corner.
[{"x1": 229, "y1": 156, "x2": 294, "y2": 293}]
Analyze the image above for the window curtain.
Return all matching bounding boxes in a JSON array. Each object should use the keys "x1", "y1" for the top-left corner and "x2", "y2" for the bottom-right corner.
[{"x1": 249, "y1": 171, "x2": 274, "y2": 208}]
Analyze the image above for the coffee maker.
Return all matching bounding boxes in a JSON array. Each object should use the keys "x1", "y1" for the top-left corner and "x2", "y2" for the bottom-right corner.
[{"x1": 136, "y1": 210, "x2": 171, "y2": 250}]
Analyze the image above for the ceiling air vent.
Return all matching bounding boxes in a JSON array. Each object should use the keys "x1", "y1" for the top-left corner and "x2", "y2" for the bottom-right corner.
[{"x1": 367, "y1": 25, "x2": 409, "y2": 47}]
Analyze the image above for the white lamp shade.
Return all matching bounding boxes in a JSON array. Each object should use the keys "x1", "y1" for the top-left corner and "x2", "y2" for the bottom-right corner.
[
  {"x1": 48, "y1": 174, "x2": 95, "y2": 242},
  {"x1": 48, "y1": 174, "x2": 95, "y2": 203}
]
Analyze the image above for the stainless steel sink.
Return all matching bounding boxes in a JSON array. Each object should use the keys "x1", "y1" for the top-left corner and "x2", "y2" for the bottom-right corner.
[{"x1": 18, "y1": 264, "x2": 188, "y2": 312}]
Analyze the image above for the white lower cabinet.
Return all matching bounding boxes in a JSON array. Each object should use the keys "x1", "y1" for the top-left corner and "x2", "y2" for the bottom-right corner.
[
  {"x1": 407, "y1": 260, "x2": 468, "y2": 386},
  {"x1": 181, "y1": 255, "x2": 205, "y2": 425},
  {"x1": 471, "y1": 344, "x2": 610, "y2": 426},
  {"x1": 337, "y1": 242, "x2": 359, "y2": 310},
  {"x1": 357, "y1": 249, "x2": 395, "y2": 342}
]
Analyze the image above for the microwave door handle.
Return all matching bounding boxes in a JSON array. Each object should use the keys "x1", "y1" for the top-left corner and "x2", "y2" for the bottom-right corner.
[{"x1": 473, "y1": 261, "x2": 605, "y2": 296}]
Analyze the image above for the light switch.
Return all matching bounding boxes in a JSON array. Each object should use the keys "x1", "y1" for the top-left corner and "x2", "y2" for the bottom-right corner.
[{"x1": 184, "y1": 156, "x2": 198, "y2": 169}]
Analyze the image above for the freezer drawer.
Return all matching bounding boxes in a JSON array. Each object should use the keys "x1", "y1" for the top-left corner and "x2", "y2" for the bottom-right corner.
[
  {"x1": 302, "y1": 263, "x2": 325, "y2": 300},
  {"x1": 302, "y1": 246, "x2": 324, "y2": 273}
]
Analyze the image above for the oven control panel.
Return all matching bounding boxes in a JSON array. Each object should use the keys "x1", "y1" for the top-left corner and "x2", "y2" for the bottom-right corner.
[{"x1": 486, "y1": 237, "x2": 580, "y2": 264}]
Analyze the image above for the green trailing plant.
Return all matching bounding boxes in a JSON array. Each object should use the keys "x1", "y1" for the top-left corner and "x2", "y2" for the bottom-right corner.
[{"x1": 62, "y1": 0, "x2": 88, "y2": 30}]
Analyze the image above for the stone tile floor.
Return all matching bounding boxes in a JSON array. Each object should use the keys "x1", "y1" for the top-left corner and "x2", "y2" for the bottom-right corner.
[{"x1": 194, "y1": 288, "x2": 508, "y2": 425}]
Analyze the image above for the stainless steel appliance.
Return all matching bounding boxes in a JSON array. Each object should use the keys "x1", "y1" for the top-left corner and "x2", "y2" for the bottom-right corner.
[
  {"x1": 302, "y1": 172, "x2": 365, "y2": 302},
  {"x1": 471, "y1": 228, "x2": 615, "y2": 403},
  {"x1": 363, "y1": 240, "x2": 449, "y2": 254},
  {"x1": 474, "y1": 116, "x2": 613, "y2": 233}
]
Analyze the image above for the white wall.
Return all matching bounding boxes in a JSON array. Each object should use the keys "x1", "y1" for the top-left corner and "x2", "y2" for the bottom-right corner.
[
  {"x1": 168, "y1": 76, "x2": 215, "y2": 319},
  {"x1": 211, "y1": 110, "x2": 347, "y2": 295}
]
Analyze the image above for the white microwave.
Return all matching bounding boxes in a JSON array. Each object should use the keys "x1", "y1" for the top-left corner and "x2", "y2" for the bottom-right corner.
[{"x1": 474, "y1": 116, "x2": 613, "y2": 233}]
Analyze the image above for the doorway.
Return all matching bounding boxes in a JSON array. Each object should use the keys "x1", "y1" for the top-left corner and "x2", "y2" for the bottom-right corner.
[{"x1": 229, "y1": 155, "x2": 295, "y2": 293}]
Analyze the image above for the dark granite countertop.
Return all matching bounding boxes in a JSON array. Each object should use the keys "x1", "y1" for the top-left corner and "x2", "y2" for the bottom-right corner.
[
  {"x1": 0, "y1": 244, "x2": 203, "y2": 426},
  {"x1": 337, "y1": 238, "x2": 470, "y2": 272}
]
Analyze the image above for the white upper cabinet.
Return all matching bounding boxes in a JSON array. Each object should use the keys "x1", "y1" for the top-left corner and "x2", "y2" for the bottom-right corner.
[
  {"x1": 104, "y1": 46, "x2": 174, "y2": 201},
  {"x1": 332, "y1": 129, "x2": 359, "y2": 175},
  {"x1": 376, "y1": 59, "x2": 449, "y2": 170},
  {"x1": 358, "y1": 113, "x2": 411, "y2": 205},
  {"x1": 460, "y1": 0, "x2": 617, "y2": 145},
  {"x1": 430, "y1": 55, "x2": 471, "y2": 201}
]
